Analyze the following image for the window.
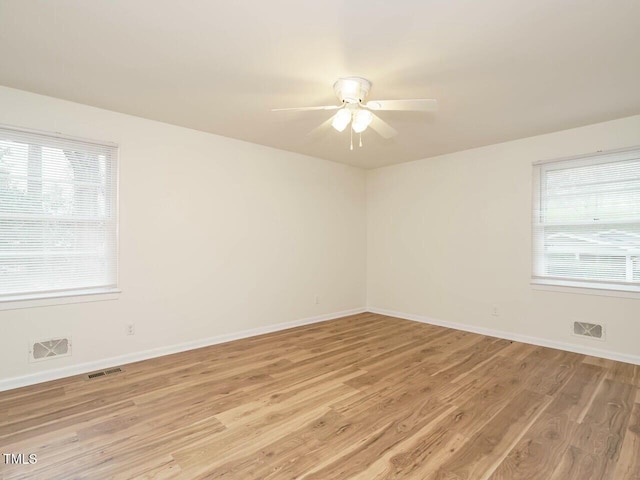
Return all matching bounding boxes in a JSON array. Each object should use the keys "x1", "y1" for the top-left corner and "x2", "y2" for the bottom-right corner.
[
  {"x1": 532, "y1": 147, "x2": 640, "y2": 293},
  {"x1": 0, "y1": 126, "x2": 118, "y2": 302}
]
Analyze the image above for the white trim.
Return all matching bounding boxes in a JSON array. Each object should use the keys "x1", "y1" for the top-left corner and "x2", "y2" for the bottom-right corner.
[
  {"x1": 0, "y1": 289, "x2": 121, "y2": 311},
  {"x1": 0, "y1": 122, "x2": 118, "y2": 147},
  {"x1": 531, "y1": 282, "x2": 640, "y2": 299},
  {"x1": 0, "y1": 307, "x2": 366, "y2": 392},
  {"x1": 367, "y1": 307, "x2": 640, "y2": 366},
  {"x1": 533, "y1": 144, "x2": 640, "y2": 166},
  {"x1": 114, "y1": 144, "x2": 121, "y2": 292}
]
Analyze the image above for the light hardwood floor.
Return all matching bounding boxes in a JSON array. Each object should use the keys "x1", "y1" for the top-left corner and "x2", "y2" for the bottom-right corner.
[{"x1": 1, "y1": 313, "x2": 639, "y2": 479}]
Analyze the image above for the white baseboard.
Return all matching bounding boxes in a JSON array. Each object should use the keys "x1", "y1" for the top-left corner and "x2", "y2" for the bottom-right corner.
[
  {"x1": 0, "y1": 307, "x2": 366, "y2": 392},
  {"x1": 368, "y1": 307, "x2": 640, "y2": 366}
]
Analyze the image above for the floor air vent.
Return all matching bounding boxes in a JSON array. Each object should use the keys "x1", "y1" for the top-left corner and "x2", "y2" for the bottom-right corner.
[
  {"x1": 573, "y1": 321, "x2": 604, "y2": 340},
  {"x1": 30, "y1": 338, "x2": 71, "y2": 362},
  {"x1": 86, "y1": 367, "x2": 123, "y2": 380}
]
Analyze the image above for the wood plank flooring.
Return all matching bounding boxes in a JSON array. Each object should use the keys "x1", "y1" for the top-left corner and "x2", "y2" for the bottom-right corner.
[{"x1": 1, "y1": 312, "x2": 639, "y2": 479}]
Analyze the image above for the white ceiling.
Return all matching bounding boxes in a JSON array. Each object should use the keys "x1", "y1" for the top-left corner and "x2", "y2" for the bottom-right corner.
[{"x1": 0, "y1": 1, "x2": 639, "y2": 168}]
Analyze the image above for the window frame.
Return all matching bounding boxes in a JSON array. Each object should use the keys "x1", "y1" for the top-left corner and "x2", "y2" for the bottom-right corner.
[
  {"x1": 531, "y1": 145, "x2": 640, "y2": 297},
  {"x1": 0, "y1": 124, "x2": 120, "y2": 309}
]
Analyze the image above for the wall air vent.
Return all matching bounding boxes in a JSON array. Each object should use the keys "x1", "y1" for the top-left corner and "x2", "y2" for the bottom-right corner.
[
  {"x1": 572, "y1": 321, "x2": 605, "y2": 340},
  {"x1": 30, "y1": 337, "x2": 72, "y2": 362}
]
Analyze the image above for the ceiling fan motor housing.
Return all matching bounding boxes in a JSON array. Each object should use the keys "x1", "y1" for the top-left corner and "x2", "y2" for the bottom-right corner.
[{"x1": 334, "y1": 77, "x2": 371, "y2": 104}]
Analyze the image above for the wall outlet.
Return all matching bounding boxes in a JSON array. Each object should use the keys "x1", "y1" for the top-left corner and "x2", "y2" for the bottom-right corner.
[
  {"x1": 314, "y1": 295, "x2": 320, "y2": 304},
  {"x1": 491, "y1": 306, "x2": 499, "y2": 317},
  {"x1": 126, "y1": 324, "x2": 135, "y2": 336}
]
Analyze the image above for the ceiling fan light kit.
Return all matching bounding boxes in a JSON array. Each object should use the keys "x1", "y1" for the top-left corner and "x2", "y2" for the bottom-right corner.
[
  {"x1": 331, "y1": 108, "x2": 352, "y2": 132},
  {"x1": 351, "y1": 109, "x2": 373, "y2": 133},
  {"x1": 273, "y1": 76, "x2": 437, "y2": 147}
]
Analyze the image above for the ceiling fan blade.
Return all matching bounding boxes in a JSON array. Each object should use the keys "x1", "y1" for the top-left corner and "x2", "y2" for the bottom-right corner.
[
  {"x1": 272, "y1": 105, "x2": 341, "y2": 112},
  {"x1": 306, "y1": 115, "x2": 336, "y2": 139},
  {"x1": 369, "y1": 114, "x2": 398, "y2": 139},
  {"x1": 366, "y1": 99, "x2": 437, "y2": 112}
]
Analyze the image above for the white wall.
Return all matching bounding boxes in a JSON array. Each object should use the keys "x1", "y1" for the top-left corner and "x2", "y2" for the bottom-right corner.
[
  {"x1": 367, "y1": 115, "x2": 640, "y2": 362},
  {"x1": 0, "y1": 86, "x2": 366, "y2": 386},
  {"x1": 2, "y1": 85, "x2": 638, "y2": 390}
]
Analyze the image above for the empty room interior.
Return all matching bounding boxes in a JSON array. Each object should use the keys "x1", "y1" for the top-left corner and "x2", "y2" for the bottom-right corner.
[{"x1": 1, "y1": 1, "x2": 640, "y2": 479}]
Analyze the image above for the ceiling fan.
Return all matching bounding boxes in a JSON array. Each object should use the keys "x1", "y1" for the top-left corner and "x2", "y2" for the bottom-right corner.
[{"x1": 272, "y1": 77, "x2": 437, "y2": 148}]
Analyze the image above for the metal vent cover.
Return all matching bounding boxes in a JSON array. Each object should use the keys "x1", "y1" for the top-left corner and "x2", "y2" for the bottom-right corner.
[
  {"x1": 86, "y1": 367, "x2": 123, "y2": 380},
  {"x1": 573, "y1": 321, "x2": 605, "y2": 340},
  {"x1": 30, "y1": 337, "x2": 71, "y2": 362}
]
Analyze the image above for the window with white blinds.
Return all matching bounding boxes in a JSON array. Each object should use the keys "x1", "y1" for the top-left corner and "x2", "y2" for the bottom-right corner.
[
  {"x1": 532, "y1": 147, "x2": 640, "y2": 293},
  {"x1": 0, "y1": 126, "x2": 118, "y2": 301}
]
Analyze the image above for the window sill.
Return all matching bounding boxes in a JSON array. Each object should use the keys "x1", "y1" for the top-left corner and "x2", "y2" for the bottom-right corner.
[
  {"x1": 0, "y1": 288, "x2": 121, "y2": 311},
  {"x1": 531, "y1": 280, "x2": 640, "y2": 299}
]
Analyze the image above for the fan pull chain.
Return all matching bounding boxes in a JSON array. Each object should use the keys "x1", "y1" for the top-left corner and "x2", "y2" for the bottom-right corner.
[{"x1": 350, "y1": 127, "x2": 353, "y2": 151}]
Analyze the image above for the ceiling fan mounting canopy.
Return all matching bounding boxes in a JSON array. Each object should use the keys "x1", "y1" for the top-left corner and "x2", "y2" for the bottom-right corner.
[{"x1": 333, "y1": 77, "x2": 372, "y2": 104}]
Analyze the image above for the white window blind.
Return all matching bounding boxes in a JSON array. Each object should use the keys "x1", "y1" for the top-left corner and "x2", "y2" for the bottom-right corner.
[
  {"x1": 0, "y1": 126, "x2": 118, "y2": 301},
  {"x1": 532, "y1": 147, "x2": 640, "y2": 293}
]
